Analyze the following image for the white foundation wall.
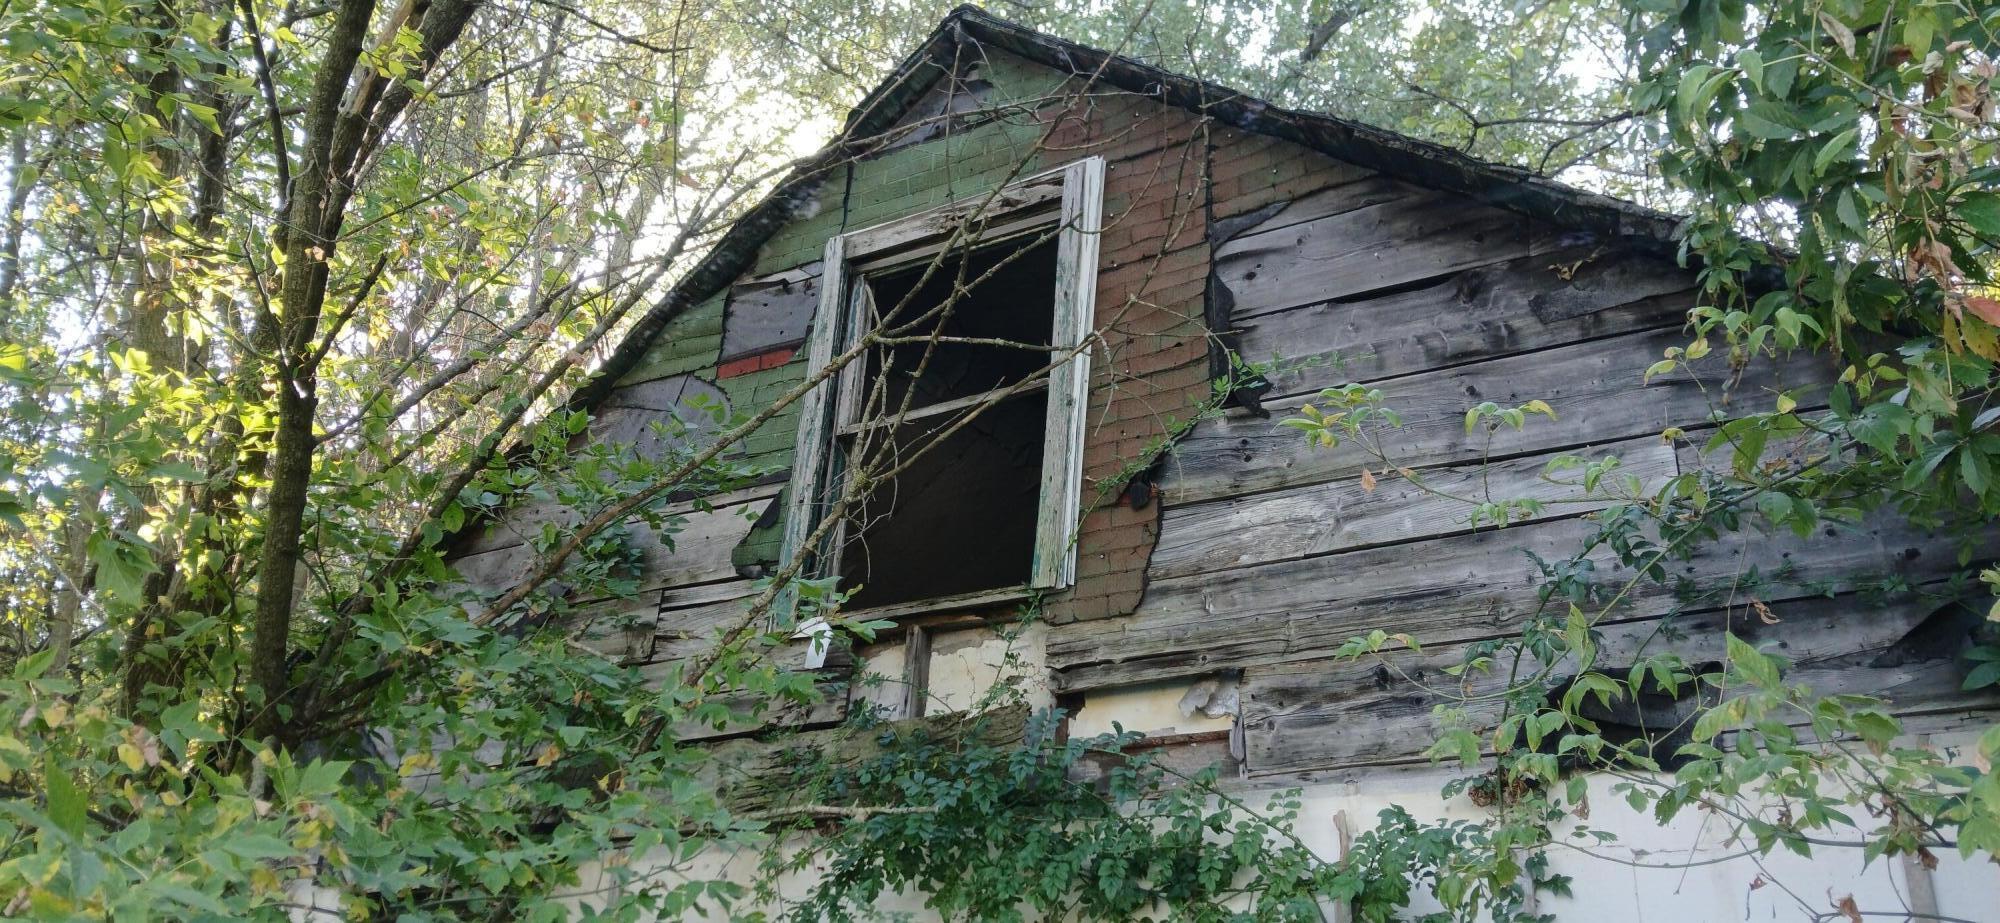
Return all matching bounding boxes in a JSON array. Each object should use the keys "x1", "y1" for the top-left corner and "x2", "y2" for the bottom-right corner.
[
  {"x1": 1276, "y1": 757, "x2": 1994, "y2": 923},
  {"x1": 548, "y1": 724, "x2": 1995, "y2": 921}
]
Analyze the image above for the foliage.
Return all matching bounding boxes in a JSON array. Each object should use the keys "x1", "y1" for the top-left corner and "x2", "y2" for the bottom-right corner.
[
  {"x1": 769, "y1": 710, "x2": 1336, "y2": 922},
  {"x1": 760, "y1": 702, "x2": 1574, "y2": 923},
  {"x1": 4, "y1": 0, "x2": 1995, "y2": 919}
]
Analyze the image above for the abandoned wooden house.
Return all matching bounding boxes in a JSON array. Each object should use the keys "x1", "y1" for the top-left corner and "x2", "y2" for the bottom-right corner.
[{"x1": 446, "y1": 6, "x2": 1999, "y2": 918}]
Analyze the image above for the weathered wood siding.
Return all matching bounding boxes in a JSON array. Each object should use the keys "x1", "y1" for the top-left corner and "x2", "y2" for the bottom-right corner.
[
  {"x1": 444, "y1": 47, "x2": 1995, "y2": 767},
  {"x1": 1042, "y1": 125, "x2": 1998, "y2": 775},
  {"x1": 445, "y1": 52, "x2": 1223, "y2": 739}
]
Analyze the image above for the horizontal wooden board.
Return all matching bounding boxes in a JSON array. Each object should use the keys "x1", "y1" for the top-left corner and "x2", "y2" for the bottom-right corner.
[
  {"x1": 641, "y1": 639, "x2": 856, "y2": 743},
  {"x1": 1150, "y1": 435, "x2": 1682, "y2": 580},
  {"x1": 699, "y1": 706, "x2": 1029, "y2": 814},
  {"x1": 1217, "y1": 175, "x2": 1412, "y2": 241},
  {"x1": 658, "y1": 578, "x2": 758, "y2": 610},
  {"x1": 566, "y1": 596, "x2": 658, "y2": 662},
  {"x1": 653, "y1": 594, "x2": 763, "y2": 662},
  {"x1": 1239, "y1": 589, "x2": 2000, "y2": 774},
  {"x1": 450, "y1": 485, "x2": 780, "y2": 599},
  {"x1": 1051, "y1": 511, "x2": 1979, "y2": 692},
  {"x1": 458, "y1": 480, "x2": 779, "y2": 557},
  {"x1": 1212, "y1": 190, "x2": 1567, "y2": 316},
  {"x1": 666, "y1": 679, "x2": 852, "y2": 743},
  {"x1": 721, "y1": 262, "x2": 821, "y2": 362},
  {"x1": 1159, "y1": 326, "x2": 1820, "y2": 506},
  {"x1": 1237, "y1": 250, "x2": 1697, "y2": 400}
]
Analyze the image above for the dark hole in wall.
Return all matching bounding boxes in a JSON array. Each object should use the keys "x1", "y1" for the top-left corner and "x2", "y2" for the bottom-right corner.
[
  {"x1": 1543, "y1": 662, "x2": 1721, "y2": 771},
  {"x1": 838, "y1": 395, "x2": 1045, "y2": 608},
  {"x1": 863, "y1": 235, "x2": 1057, "y2": 412}
]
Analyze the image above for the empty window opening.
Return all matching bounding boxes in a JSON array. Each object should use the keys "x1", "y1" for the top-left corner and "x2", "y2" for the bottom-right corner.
[
  {"x1": 836, "y1": 234, "x2": 1058, "y2": 609},
  {"x1": 861, "y1": 235, "x2": 1058, "y2": 412},
  {"x1": 779, "y1": 156, "x2": 1103, "y2": 617}
]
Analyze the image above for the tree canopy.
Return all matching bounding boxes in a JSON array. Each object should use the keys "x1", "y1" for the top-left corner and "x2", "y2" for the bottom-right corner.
[{"x1": 0, "y1": 0, "x2": 1997, "y2": 919}]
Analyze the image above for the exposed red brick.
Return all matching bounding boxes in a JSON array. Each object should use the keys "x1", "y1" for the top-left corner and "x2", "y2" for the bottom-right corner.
[{"x1": 715, "y1": 347, "x2": 796, "y2": 379}]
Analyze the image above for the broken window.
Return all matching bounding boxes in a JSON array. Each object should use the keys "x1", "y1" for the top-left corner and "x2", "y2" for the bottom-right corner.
[{"x1": 778, "y1": 158, "x2": 1104, "y2": 616}]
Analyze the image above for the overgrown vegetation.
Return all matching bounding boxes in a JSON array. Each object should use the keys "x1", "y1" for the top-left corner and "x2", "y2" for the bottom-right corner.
[{"x1": 2, "y1": 0, "x2": 1998, "y2": 920}]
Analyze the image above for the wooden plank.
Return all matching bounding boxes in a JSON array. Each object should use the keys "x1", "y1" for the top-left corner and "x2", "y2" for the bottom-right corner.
[
  {"x1": 567, "y1": 596, "x2": 657, "y2": 663},
  {"x1": 640, "y1": 636, "x2": 856, "y2": 742},
  {"x1": 657, "y1": 578, "x2": 756, "y2": 610},
  {"x1": 833, "y1": 378, "x2": 1047, "y2": 436},
  {"x1": 1160, "y1": 326, "x2": 1821, "y2": 506},
  {"x1": 1034, "y1": 154, "x2": 1103, "y2": 589},
  {"x1": 457, "y1": 480, "x2": 778, "y2": 557},
  {"x1": 841, "y1": 585, "x2": 1033, "y2": 623},
  {"x1": 1150, "y1": 435, "x2": 1681, "y2": 580},
  {"x1": 903, "y1": 624, "x2": 932, "y2": 719},
  {"x1": 651, "y1": 591, "x2": 782, "y2": 662},
  {"x1": 700, "y1": 705, "x2": 1029, "y2": 814},
  {"x1": 450, "y1": 487, "x2": 778, "y2": 599},
  {"x1": 663, "y1": 677, "x2": 852, "y2": 743},
  {"x1": 586, "y1": 375, "x2": 733, "y2": 452},
  {"x1": 1239, "y1": 590, "x2": 2000, "y2": 774},
  {"x1": 841, "y1": 167, "x2": 1067, "y2": 257},
  {"x1": 1215, "y1": 174, "x2": 1412, "y2": 242},
  {"x1": 773, "y1": 234, "x2": 849, "y2": 618},
  {"x1": 720, "y1": 262, "x2": 821, "y2": 362},
  {"x1": 1050, "y1": 511, "x2": 1980, "y2": 691},
  {"x1": 1211, "y1": 190, "x2": 1565, "y2": 317},
  {"x1": 1236, "y1": 249, "x2": 1697, "y2": 400}
]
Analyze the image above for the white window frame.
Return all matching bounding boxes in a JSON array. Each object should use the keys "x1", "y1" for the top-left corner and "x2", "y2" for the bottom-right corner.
[{"x1": 777, "y1": 156, "x2": 1103, "y2": 622}]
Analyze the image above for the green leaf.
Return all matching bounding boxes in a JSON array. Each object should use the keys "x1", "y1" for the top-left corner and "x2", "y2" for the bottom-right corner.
[
  {"x1": 1735, "y1": 107, "x2": 1796, "y2": 140},
  {"x1": 1963, "y1": 449, "x2": 1993, "y2": 496},
  {"x1": 44, "y1": 764, "x2": 84, "y2": 837},
  {"x1": 1726, "y1": 632, "x2": 1781, "y2": 689},
  {"x1": 221, "y1": 834, "x2": 298, "y2": 860},
  {"x1": 1961, "y1": 193, "x2": 2000, "y2": 240},
  {"x1": 86, "y1": 533, "x2": 154, "y2": 606},
  {"x1": 13, "y1": 649, "x2": 54, "y2": 680},
  {"x1": 1737, "y1": 49, "x2": 1763, "y2": 87},
  {"x1": 1903, "y1": 10, "x2": 1936, "y2": 57},
  {"x1": 1963, "y1": 660, "x2": 2000, "y2": 691},
  {"x1": 1813, "y1": 128, "x2": 1857, "y2": 174},
  {"x1": 1850, "y1": 710, "x2": 1899, "y2": 746}
]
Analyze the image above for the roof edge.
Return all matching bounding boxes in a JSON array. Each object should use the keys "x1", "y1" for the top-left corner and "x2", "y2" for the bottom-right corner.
[{"x1": 571, "y1": 4, "x2": 1685, "y2": 416}]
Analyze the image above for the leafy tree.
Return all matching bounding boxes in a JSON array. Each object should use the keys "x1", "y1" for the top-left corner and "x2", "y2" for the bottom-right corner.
[{"x1": 9, "y1": 0, "x2": 1992, "y2": 920}]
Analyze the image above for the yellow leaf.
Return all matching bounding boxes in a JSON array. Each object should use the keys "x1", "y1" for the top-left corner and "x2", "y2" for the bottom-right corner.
[
  {"x1": 118, "y1": 743, "x2": 144, "y2": 772},
  {"x1": 1776, "y1": 393, "x2": 1797, "y2": 413}
]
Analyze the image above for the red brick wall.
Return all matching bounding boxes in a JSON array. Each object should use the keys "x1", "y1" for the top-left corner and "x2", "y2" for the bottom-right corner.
[{"x1": 1033, "y1": 93, "x2": 1369, "y2": 625}]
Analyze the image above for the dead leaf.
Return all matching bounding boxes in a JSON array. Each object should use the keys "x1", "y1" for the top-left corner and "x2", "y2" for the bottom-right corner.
[
  {"x1": 1819, "y1": 12, "x2": 1856, "y2": 57},
  {"x1": 1834, "y1": 894, "x2": 1862, "y2": 923},
  {"x1": 1918, "y1": 846, "x2": 1939, "y2": 871},
  {"x1": 1359, "y1": 469, "x2": 1377, "y2": 492},
  {"x1": 1964, "y1": 295, "x2": 2000, "y2": 326},
  {"x1": 1749, "y1": 875, "x2": 1767, "y2": 891},
  {"x1": 1753, "y1": 598, "x2": 1780, "y2": 625}
]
